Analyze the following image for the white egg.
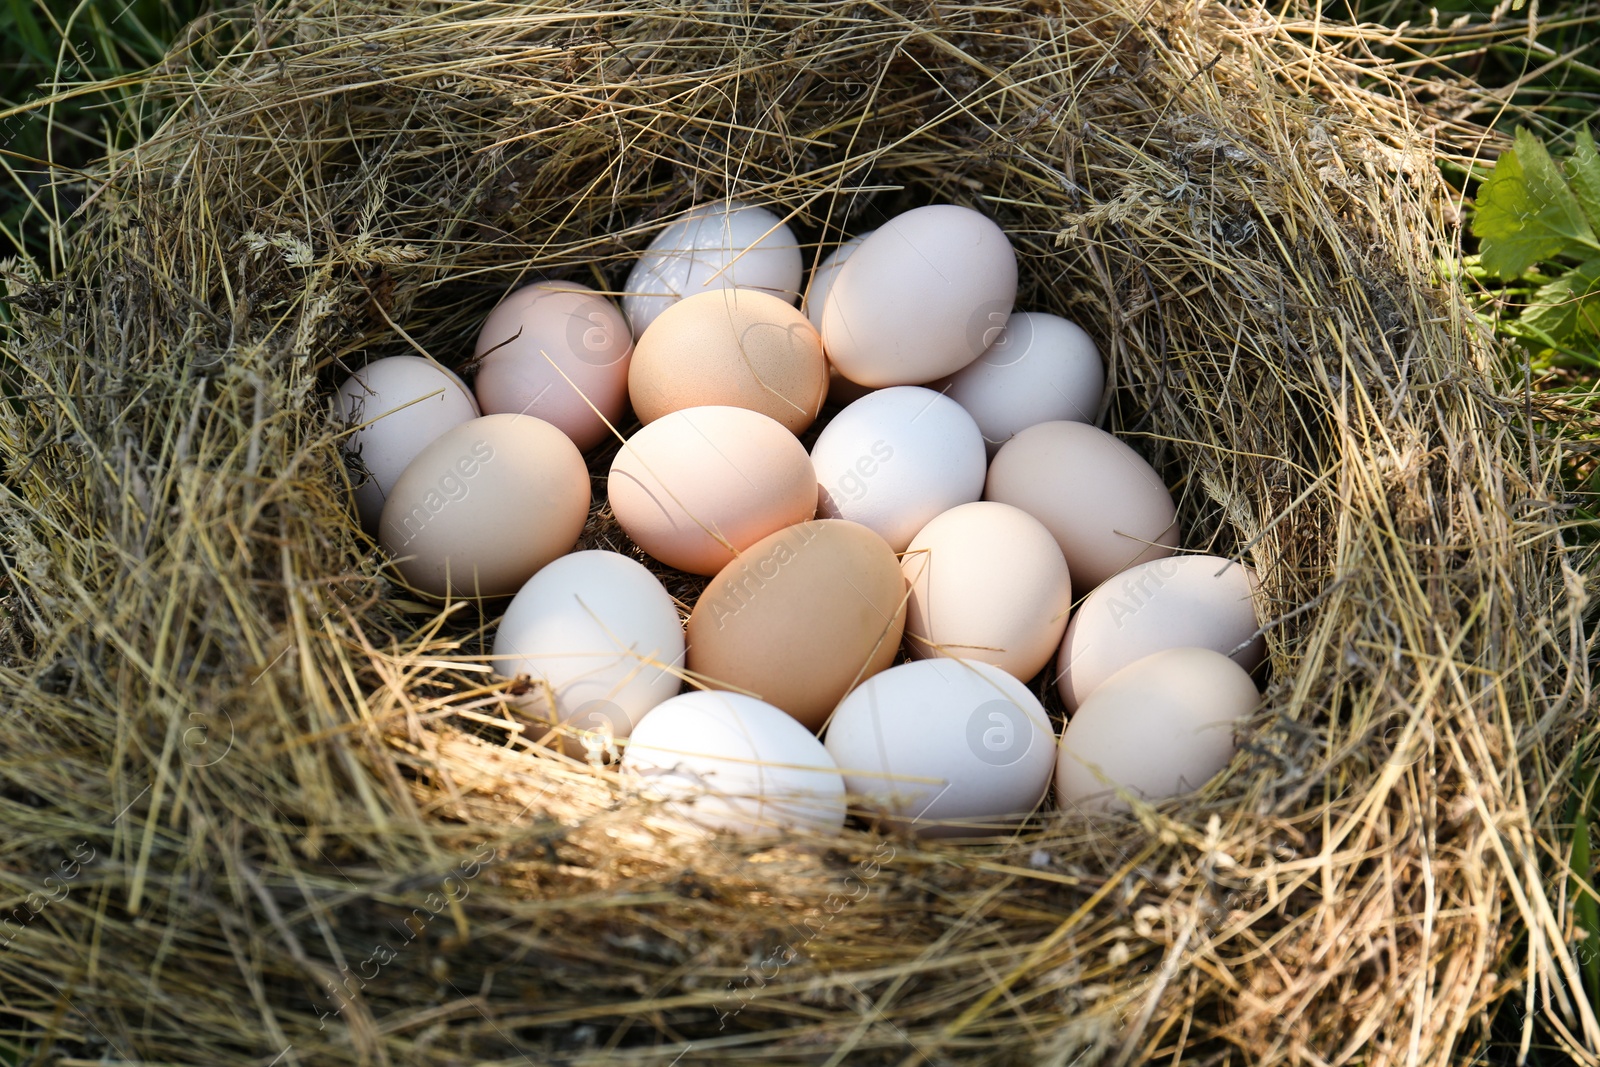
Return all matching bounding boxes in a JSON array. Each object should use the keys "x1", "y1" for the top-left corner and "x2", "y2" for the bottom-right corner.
[
  {"x1": 938, "y1": 312, "x2": 1104, "y2": 456},
  {"x1": 491, "y1": 550, "x2": 685, "y2": 741},
  {"x1": 823, "y1": 658, "x2": 1056, "y2": 837},
  {"x1": 337, "y1": 356, "x2": 480, "y2": 532},
  {"x1": 621, "y1": 691, "x2": 847, "y2": 837},
  {"x1": 810, "y1": 386, "x2": 986, "y2": 552},
  {"x1": 1057, "y1": 555, "x2": 1263, "y2": 711},
  {"x1": 802, "y1": 231, "x2": 873, "y2": 330},
  {"x1": 1056, "y1": 647, "x2": 1258, "y2": 813},
  {"x1": 622, "y1": 201, "x2": 803, "y2": 338}
]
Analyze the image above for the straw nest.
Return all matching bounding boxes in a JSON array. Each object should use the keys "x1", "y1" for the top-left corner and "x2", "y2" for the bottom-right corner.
[{"x1": 0, "y1": 1, "x2": 1593, "y2": 1064}]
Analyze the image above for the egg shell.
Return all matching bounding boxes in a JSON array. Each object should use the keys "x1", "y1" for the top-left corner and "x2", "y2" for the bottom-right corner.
[
  {"x1": 491, "y1": 550, "x2": 685, "y2": 741},
  {"x1": 623, "y1": 201, "x2": 803, "y2": 338},
  {"x1": 1057, "y1": 555, "x2": 1263, "y2": 711},
  {"x1": 621, "y1": 690, "x2": 846, "y2": 837},
  {"x1": 628, "y1": 288, "x2": 828, "y2": 434},
  {"x1": 902, "y1": 501, "x2": 1072, "y2": 681},
  {"x1": 472, "y1": 281, "x2": 633, "y2": 452},
  {"x1": 823, "y1": 658, "x2": 1056, "y2": 837},
  {"x1": 802, "y1": 231, "x2": 872, "y2": 330},
  {"x1": 338, "y1": 356, "x2": 480, "y2": 532},
  {"x1": 379, "y1": 413, "x2": 590, "y2": 598},
  {"x1": 820, "y1": 205, "x2": 1017, "y2": 387},
  {"x1": 937, "y1": 312, "x2": 1104, "y2": 456},
  {"x1": 810, "y1": 386, "x2": 986, "y2": 553},
  {"x1": 1056, "y1": 647, "x2": 1258, "y2": 813},
  {"x1": 608, "y1": 406, "x2": 817, "y2": 576},
  {"x1": 985, "y1": 420, "x2": 1178, "y2": 592},
  {"x1": 686, "y1": 519, "x2": 906, "y2": 732}
]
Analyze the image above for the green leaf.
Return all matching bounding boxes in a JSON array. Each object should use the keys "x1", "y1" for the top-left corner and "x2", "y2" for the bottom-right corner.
[
  {"x1": 1568, "y1": 127, "x2": 1600, "y2": 236},
  {"x1": 1522, "y1": 256, "x2": 1600, "y2": 342},
  {"x1": 1472, "y1": 127, "x2": 1599, "y2": 278}
]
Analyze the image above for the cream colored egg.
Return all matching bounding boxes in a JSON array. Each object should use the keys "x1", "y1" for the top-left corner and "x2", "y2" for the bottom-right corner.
[
  {"x1": 902, "y1": 501, "x2": 1072, "y2": 681},
  {"x1": 810, "y1": 386, "x2": 987, "y2": 552},
  {"x1": 823, "y1": 658, "x2": 1056, "y2": 837},
  {"x1": 623, "y1": 201, "x2": 803, "y2": 337},
  {"x1": 472, "y1": 281, "x2": 633, "y2": 452},
  {"x1": 379, "y1": 414, "x2": 590, "y2": 598},
  {"x1": 1056, "y1": 647, "x2": 1258, "y2": 813},
  {"x1": 937, "y1": 312, "x2": 1104, "y2": 456},
  {"x1": 608, "y1": 406, "x2": 816, "y2": 576},
  {"x1": 985, "y1": 420, "x2": 1178, "y2": 593},
  {"x1": 492, "y1": 550, "x2": 685, "y2": 741},
  {"x1": 621, "y1": 690, "x2": 846, "y2": 837},
  {"x1": 821, "y1": 205, "x2": 1016, "y2": 387},
  {"x1": 338, "y1": 356, "x2": 480, "y2": 532},
  {"x1": 628, "y1": 288, "x2": 828, "y2": 434},
  {"x1": 1057, "y1": 555, "x2": 1263, "y2": 711},
  {"x1": 687, "y1": 519, "x2": 906, "y2": 732}
]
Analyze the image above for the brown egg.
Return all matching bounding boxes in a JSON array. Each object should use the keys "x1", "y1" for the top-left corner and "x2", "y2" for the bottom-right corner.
[
  {"x1": 687, "y1": 519, "x2": 906, "y2": 732},
  {"x1": 628, "y1": 288, "x2": 829, "y2": 434},
  {"x1": 379, "y1": 414, "x2": 590, "y2": 598}
]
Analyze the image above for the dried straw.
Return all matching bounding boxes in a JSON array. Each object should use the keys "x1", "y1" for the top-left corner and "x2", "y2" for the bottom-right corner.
[{"x1": 0, "y1": 1, "x2": 1593, "y2": 1064}]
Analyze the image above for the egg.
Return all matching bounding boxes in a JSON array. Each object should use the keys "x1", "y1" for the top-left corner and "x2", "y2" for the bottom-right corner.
[
  {"x1": 471, "y1": 281, "x2": 633, "y2": 452},
  {"x1": 1057, "y1": 555, "x2": 1264, "y2": 711},
  {"x1": 901, "y1": 502, "x2": 1072, "y2": 681},
  {"x1": 379, "y1": 413, "x2": 590, "y2": 598},
  {"x1": 491, "y1": 550, "x2": 685, "y2": 742},
  {"x1": 337, "y1": 356, "x2": 480, "y2": 532},
  {"x1": 984, "y1": 420, "x2": 1178, "y2": 593},
  {"x1": 820, "y1": 205, "x2": 1017, "y2": 387},
  {"x1": 686, "y1": 519, "x2": 905, "y2": 732},
  {"x1": 823, "y1": 658, "x2": 1056, "y2": 836},
  {"x1": 622, "y1": 200, "x2": 804, "y2": 338},
  {"x1": 608, "y1": 406, "x2": 816, "y2": 575},
  {"x1": 621, "y1": 690, "x2": 847, "y2": 836},
  {"x1": 937, "y1": 312, "x2": 1104, "y2": 456},
  {"x1": 628, "y1": 288, "x2": 828, "y2": 434},
  {"x1": 810, "y1": 386, "x2": 986, "y2": 552},
  {"x1": 1055, "y1": 647, "x2": 1258, "y2": 813},
  {"x1": 802, "y1": 231, "x2": 872, "y2": 329}
]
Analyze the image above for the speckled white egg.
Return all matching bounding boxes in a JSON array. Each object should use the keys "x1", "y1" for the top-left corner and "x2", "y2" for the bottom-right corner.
[
  {"x1": 622, "y1": 691, "x2": 847, "y2": 837},
  {"x1": 823, "y1": 658, "x2": 1056, "y2": 837},
  {"x1": 622, "y1": 201, "x2": 803, "y2": 338},
  {"x1": 938, "y1": 312, "x2": 1104, "y2": 456},
  {"x1": 338, "y1": 356, "x2": 480, "y2": 532},
  {"x1": 492, "y1": 550, "x2": 685, "y2": 741},
  {"x1": 810, "y1": 386, "x2": 987, "y2": 552}
]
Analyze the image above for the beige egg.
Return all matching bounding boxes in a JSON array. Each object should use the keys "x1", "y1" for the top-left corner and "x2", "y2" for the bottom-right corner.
[
  {"x1": 902, "y1": 502, "x2": 1072, "y2": 681},
  {"x1": 628, "y1": 289, "x2": 828, "y2": 434},
  {"x1": 379, "y1": 414, "x2": 590, "y2": 598},
  {"x1": 1055, "y1": 647, "x2": 1258, "y2": 813},
  {"x1": 821, "y1": 205, "x2": 1017, "y2": 387},
  {"x1": 1057, "y1": 555, "x2": 1264, "y2": 711},
  {"x1": 472, "y1": 281, "x2": 633, "y2": 452},
  {"x1": 984, "y1": 420, "x2": 1178, "y2": 593},
  {"x1": 608, "y1": 406, "x2": 817, "y2": 576},
  {"x1": 687, "y1": 519, "x2": 906, "y2": 732}
]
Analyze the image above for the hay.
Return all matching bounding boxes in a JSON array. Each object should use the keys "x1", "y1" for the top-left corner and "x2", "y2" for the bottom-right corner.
[{"x1": 0, "y1": 1, "x2": 1592, "y2": 1063}]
